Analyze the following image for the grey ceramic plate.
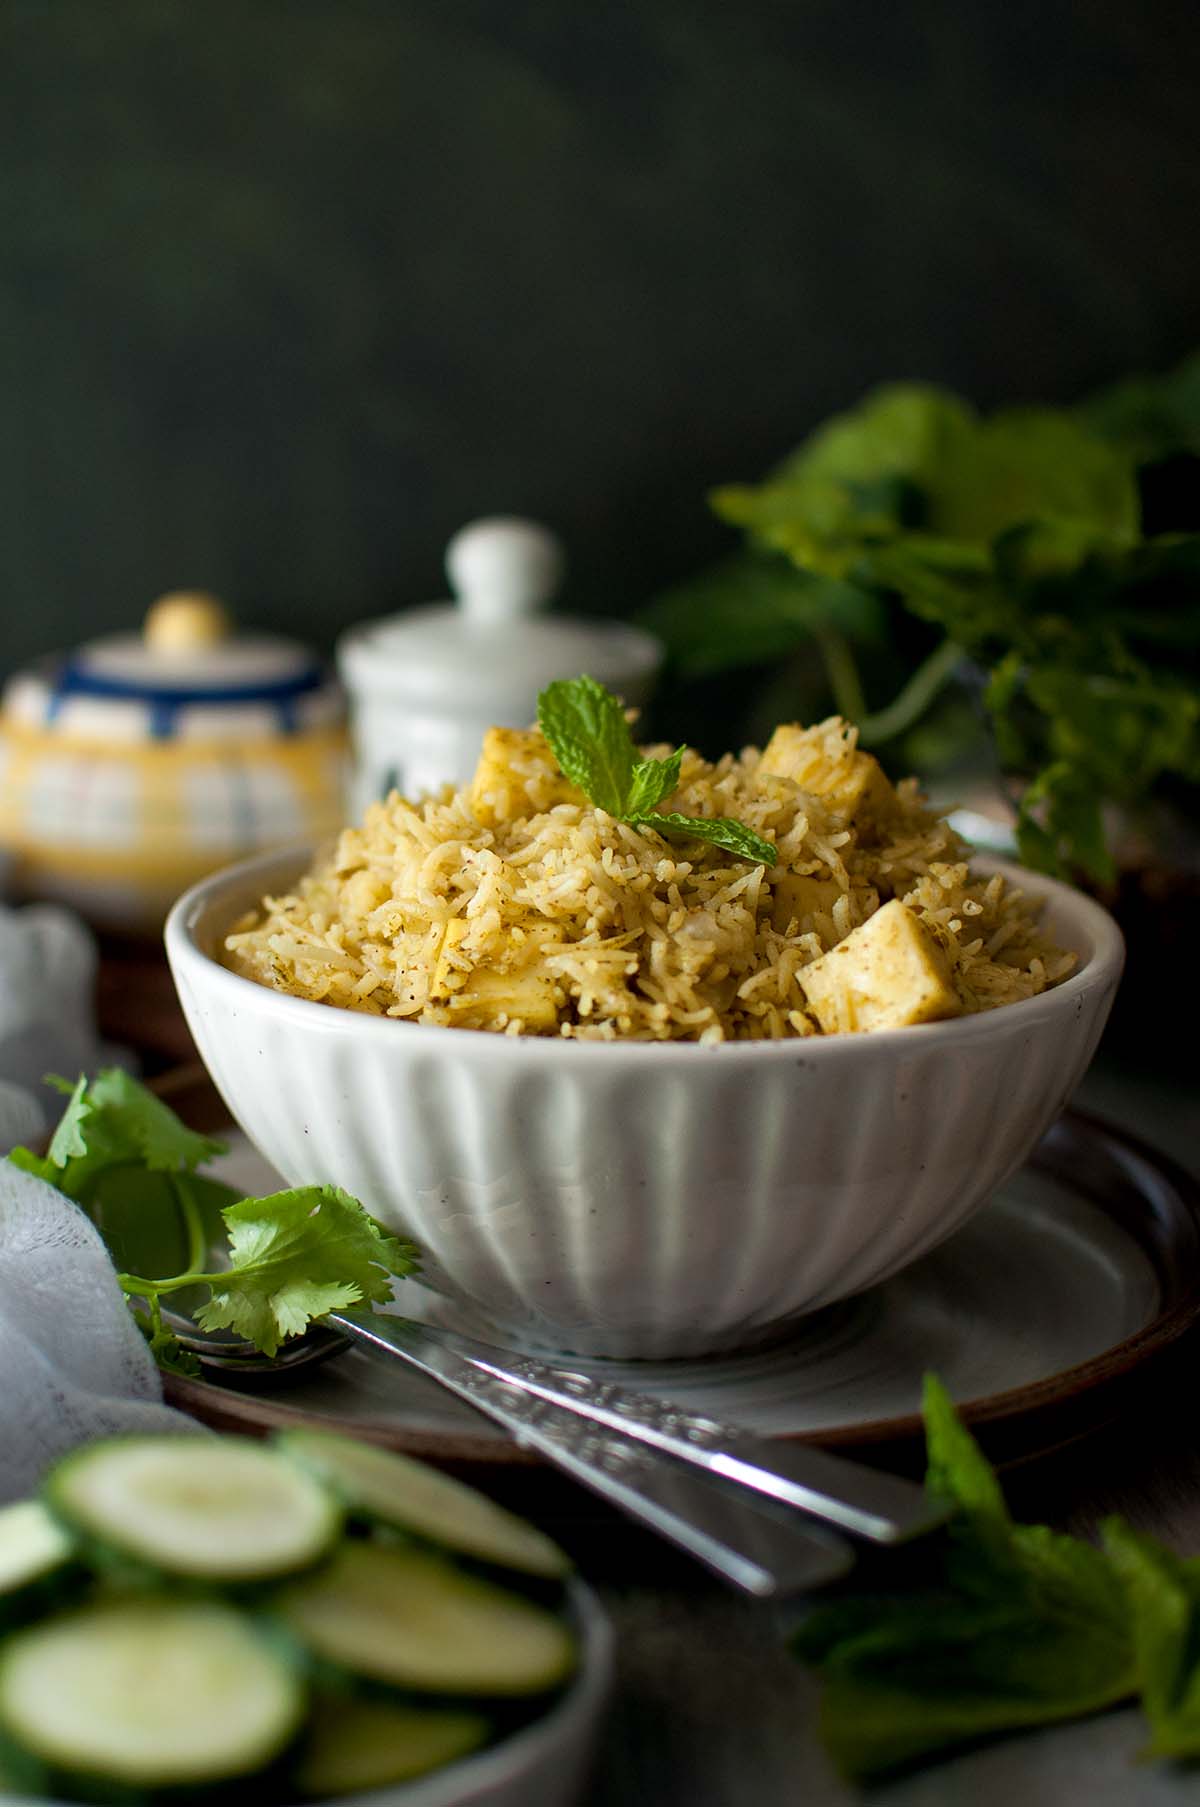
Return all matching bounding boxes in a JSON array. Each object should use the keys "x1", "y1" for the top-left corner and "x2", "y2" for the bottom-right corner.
[{"x1": 163, "y1": 1109, "x2": 1200, "y2": 1468}]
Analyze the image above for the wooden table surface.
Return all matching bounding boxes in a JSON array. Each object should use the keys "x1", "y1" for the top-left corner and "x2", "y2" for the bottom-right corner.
[{"x1": 579, "y1": 1056, "x2": 1200, "y2": 1807}]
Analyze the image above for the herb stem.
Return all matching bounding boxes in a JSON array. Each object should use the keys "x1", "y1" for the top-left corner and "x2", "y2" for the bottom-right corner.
[
  {"x1": 119, "y1": 1268, "x2": 235, "y2": 1299},
  {"x1": 857, "y1": 638, "x2": 965, "y2": 747},
  {"x1": 171, "y1": 1173, "x2": 208, "y2": 1276},
  {"x1": 812, "y1": 624, "x2": 869, "y2": 725}
]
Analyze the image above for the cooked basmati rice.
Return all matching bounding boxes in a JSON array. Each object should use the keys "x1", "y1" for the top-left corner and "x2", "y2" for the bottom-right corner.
[{"x1": 225, "y1": 717, "x2": 1074, "y2": 1041}]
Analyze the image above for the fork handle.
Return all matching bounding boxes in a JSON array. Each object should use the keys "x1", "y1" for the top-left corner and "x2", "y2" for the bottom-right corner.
[
  {"x1": 329, "y1": 1309, "x2": 852, "y2": 1598},
  {"x1": 333, "y1": 1308, "x2": 943, "y2": 1546}
]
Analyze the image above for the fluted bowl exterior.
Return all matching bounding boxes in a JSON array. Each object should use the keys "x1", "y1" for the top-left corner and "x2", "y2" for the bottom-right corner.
[{"x1": 165, "y1": 848, "x2": 1124, "y2": 1358}]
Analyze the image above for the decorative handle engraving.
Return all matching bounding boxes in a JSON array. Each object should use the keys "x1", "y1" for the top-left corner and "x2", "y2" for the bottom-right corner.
[{"x1": 331, "y1": 1309, "x2": 854, "y2": 1598}]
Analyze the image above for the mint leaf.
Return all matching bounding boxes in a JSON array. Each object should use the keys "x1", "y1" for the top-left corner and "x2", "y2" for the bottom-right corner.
[
  {"x1": 638, "y1": 811, "x2": 777, "y2": 867},
  {"x1": 793, "y1": 1376, "x2": 1135, "y2": 1779},
  {"x1": 798, "y1": 1594, "x2": 1132, "y2": 1779},
  {"x1": 922, "y1": 1373, "x2": 1009, "y2": 1529},
  {"x1": 1103, "y1": 1518, "x2": 1200, "y2": 1759},
  {"x1": 195, "y1": 1185, "x2": 419, "y2": 1357},
  {"x1": 625, "y1": 745, "x2": 685, "y2": 817},
  {"x1": 643, "y1": 553, "x2": 886, "y2": 680},
  {"x1": 537, "y1": 675, "x2": 776, "y2": 865},
  {"x1": 537, "y1": 675, "x2": 637, "y2": 814}
]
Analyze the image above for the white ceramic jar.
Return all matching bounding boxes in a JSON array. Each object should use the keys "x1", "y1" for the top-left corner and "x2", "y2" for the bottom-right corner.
[{"x1": 337, "y1": 518, "x2": 662, "y2": 812}]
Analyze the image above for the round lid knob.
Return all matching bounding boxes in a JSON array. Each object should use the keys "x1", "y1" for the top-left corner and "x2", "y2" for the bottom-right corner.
[
  {"x1": 143, "y1": 590, "x2": 233, "y2": 653},
  {"x1": 445, "y1": 517, "x2": 564, "y2": 625}
]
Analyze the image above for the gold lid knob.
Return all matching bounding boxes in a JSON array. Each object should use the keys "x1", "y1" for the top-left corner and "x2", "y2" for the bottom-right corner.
[{"x1": 143, "y1": 591, "x2": 232, "y2": 652}]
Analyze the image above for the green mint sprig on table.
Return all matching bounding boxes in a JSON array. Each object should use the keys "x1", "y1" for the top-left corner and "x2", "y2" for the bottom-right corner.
[
  {"x1": 794, "y1": 1374, "x2": 1200, "y2": 1779},
  {"x1": 536, "y1": 674, "x2": 777, "y2": 866},
  {"x1": 10, "y1": 1071, "x2": 418, "y2": 1373}
]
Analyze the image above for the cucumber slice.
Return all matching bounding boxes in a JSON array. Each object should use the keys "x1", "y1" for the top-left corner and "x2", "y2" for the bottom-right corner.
[
  {"x1": 0, "y1": 1598, "x2": 303, "y2": 1789},
  {"x1": 0, "y1": 1503, "x2": 74, "y2": 1606},
  {"x1": 275, "y1": 1430, "x2": 571, "y2": 1580},
  {"x1": 46, "y1": 1435, "x2": 341, "y2": 1582},
  {"x1": 295, "y1": 1693, "x2": 488, "y2": 1797},
  {"x1": 277, "y1": 1542, "x2": 576, "y2": 1696}
]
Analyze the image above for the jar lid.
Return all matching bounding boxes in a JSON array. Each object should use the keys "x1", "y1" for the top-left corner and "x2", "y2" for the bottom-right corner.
[
  {"x1": 337, "y1": 518, "x2": 662, "y2": 711},
  {"x1": 3, "y1": 593, "x2": 343, "y2": 744}
]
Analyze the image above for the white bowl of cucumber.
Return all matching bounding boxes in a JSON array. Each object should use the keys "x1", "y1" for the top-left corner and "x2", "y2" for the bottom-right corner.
[{"x1": 0, "y1": 1431, "x2": 613, "y2": 1807}]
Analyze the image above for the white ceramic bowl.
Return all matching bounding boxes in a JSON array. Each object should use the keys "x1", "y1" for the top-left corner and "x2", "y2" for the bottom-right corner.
[{"x1": 166, "y1": 848, "x2": 1123, "y2": 1359}]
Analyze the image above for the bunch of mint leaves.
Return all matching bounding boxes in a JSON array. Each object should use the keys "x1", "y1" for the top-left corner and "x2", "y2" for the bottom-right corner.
[
  {"x1": 9, "y1": 1070, "x2": 418, "y2": 1374},
  {"x1": 642, "y1": 361, "x2": 1200, "y2": 885},
  {"x1": 797, "y1": 1375, "x2": 1200, "y2": 1778},
  {"x1": 537, "y1": 674, "x2": 777, "y2": 866}
]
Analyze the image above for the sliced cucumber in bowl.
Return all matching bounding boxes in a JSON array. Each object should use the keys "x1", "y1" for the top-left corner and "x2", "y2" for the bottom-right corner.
[
  {"x1": 295, "y1": 1695, "x2": 490, "y2": 1798},
  {"x1": 1, "y1": 1428, "x2": 609, "y2": 1805},
  {"x1": 0, "y1": 1503, "x2": 77, "y2": 1624},
  {"x1": 45, "y1": 1436, "x2": 341, "y2": 1584},
  {"x1": 274, "y1": 1430, "x2": 571, "y2": 1581},
  {"x1": 0, "y1": 1598, "x2": 304, "y2": 1793},
  {"x1": 275, "y1": 1541, "x2": 577, "y2": 1698}
]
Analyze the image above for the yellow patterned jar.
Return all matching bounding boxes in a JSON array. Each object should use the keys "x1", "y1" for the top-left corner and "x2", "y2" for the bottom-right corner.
[{"x1": 0, "y1": 593, "x2": 347, "y2": 929}]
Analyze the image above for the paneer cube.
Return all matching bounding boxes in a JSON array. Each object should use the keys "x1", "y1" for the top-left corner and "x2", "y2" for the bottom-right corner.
[
  {"x1": 431, "y1": 919, "x2": 562, "y2": 1031},
  {"x1": 759, "y1": 723, "x2": 894, "y2": 828},
  {"x1": 798, "y1": 899, "x2": 962, "y2": 1034},
  {"x1": 769, "y1": 870, "x2": 846, "y2": 934},
  {"x1": 470, "y1": 728, "x2": 581, "y2": 826}
]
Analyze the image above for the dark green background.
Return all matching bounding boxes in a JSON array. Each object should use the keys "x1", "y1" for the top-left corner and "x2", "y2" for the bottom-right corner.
[{"x1": 2, "y1": 0, "x2": 1197, "y2": 676}]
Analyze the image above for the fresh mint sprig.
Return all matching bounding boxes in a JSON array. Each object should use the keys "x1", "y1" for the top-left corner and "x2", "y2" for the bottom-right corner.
[
  {"x1": 536, "y1": 674, "x2": 777, "y2": 866},
  {"x1": 794, "y1": 1375, "x2": 1200, "y2": 1779},
  {"x1": 10, "y1": 1072, "x2": 419, "y2": 1370}
]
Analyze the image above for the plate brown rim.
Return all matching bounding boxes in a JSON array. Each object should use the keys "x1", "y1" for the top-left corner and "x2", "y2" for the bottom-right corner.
[{"x1": 159, "y1": 1081, "x2": 1200, "y2": 1466}]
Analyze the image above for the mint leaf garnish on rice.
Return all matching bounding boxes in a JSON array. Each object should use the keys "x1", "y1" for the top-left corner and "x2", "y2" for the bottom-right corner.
[{"x1": 537, "y1": 674, "x2": 777, "y2": 865}]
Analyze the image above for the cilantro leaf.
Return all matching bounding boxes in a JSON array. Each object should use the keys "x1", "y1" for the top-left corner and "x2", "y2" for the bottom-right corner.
[
  {"x1": 793, "y1": 1375, "x2": 1136, "y2": 1780},
  {"x1": 537, "y1": 675, "x2": 777, "y2": 865},
  {"x1": 11, "y1": 1068, "x2": 227, "y2": 1204},
  {"x1": 195, "y1": 1185, "x2": 419, "y2": 1357},
  {"x1": 1103, "y1": 1518, "x2": 1200, "y2": 1759},
  {"x1": 13, "y1": 1073, "x2": 421, "y2": 1368}
]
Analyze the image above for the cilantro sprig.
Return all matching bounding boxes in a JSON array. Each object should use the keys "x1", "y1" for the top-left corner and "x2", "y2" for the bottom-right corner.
[
  {"x1": 795, "y1": 1375, "x2": 1200, "y2": 1779},
  {"x1": 537, "y1": 674, "x2": 777, "y2": 866},
  {"x1": 10, "y1": 1072, "x2": 418, "y2": 1372}
]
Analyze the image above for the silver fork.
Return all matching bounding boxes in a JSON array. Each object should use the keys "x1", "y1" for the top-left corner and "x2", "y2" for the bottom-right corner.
[{"x1": 167, "y1": 1304, "x2": 945, "y2": 1597}]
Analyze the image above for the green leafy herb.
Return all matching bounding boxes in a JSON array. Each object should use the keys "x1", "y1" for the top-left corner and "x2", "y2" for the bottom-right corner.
[
  {"x1": 10, "y1": 1072, "x2": 419, "y2": 1367},
  {"x1": 536, "y1": 674, "x2": 777, "y2": 865},
  {"x1": 10, "y1": 1069, "x2": 226, "y2": 1200},
  {"x1": 794, "y1": 1376, "x2": 1136, "y2": 1779},
  {"x1": 1102, "y1": 1518, "x2": 1200, "y2": 1759},
  {"x1": 645, "y1": 370, "x2": 1200, "y2": 885},
  {"x1": 192, "y1": 1186, "x2": 414, "y2": 1355}
]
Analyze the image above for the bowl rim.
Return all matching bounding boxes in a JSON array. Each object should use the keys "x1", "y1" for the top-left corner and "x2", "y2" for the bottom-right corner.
[{"x1": 165, "y1": 841, "x2": 1125, "y2": 1062}]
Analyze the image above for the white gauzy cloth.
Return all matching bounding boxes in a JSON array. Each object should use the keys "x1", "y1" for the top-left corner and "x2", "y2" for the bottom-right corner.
[
  {"x1": 0, "y1": 1162, "x2": 199, "y2": 1502},
  {"x1": 0, "y1": 902, "x2": 123, "y2": 1152}
]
